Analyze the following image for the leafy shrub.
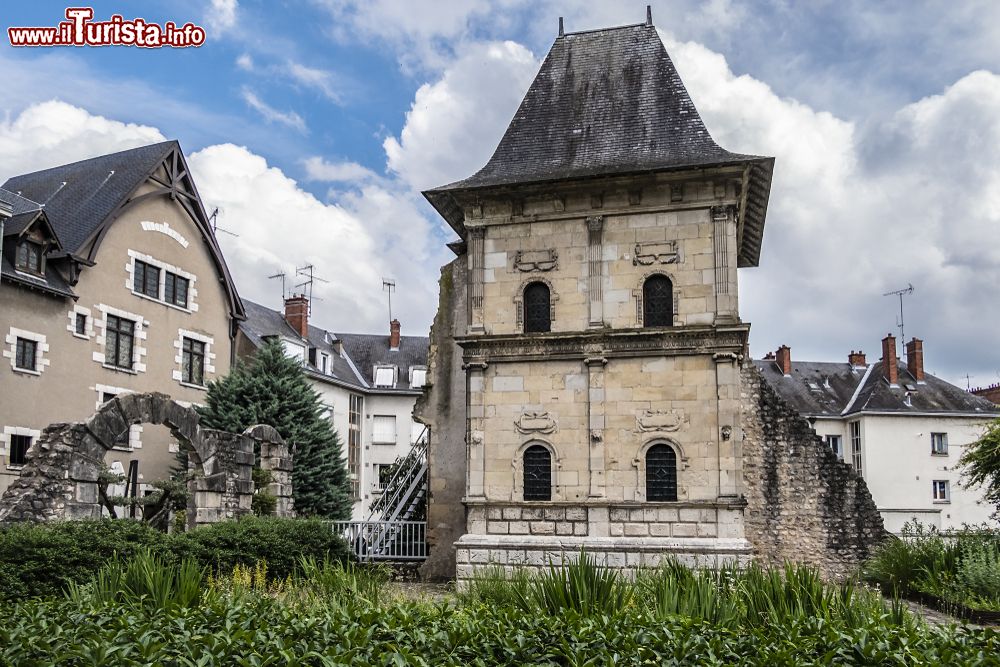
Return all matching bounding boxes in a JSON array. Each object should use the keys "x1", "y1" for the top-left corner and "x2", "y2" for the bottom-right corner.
[
  {"x1": 0, "y1": 516, "x2": 349, "y2": 601},
  {"x1": 0, "y1": 520, "x2": 169, "y2": 600},
  {"x1": 176, "y1": 516, "x2": 350, "y2": 580}
]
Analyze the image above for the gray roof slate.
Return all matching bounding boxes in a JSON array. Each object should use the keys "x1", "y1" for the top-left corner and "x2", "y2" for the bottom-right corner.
[
  {"x1": 2, "y1": 142, "x2": 176, "y2": 254},
  {"x1": 334, "y1": 332, "x2": 429, "y2": 394},
  {"x1": 756, "y1": 358, "x2": 1000, "y2": 418}
]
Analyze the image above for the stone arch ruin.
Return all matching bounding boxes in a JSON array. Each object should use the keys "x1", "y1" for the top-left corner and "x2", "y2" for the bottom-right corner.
[{"x1": 0, "y1": 392, "x2": 294, "y2": 526}]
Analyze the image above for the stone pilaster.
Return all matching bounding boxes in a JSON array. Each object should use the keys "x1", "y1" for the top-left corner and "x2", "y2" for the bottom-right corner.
[
  {"x1": 714, "y1": 352, "x2": 740, "y2": 499},
  {"x1": 586, "y1": 215, "x2": 604, "y2": 327},
  {"x1": 712, "y1": 205, "x2": 737, "y2": 324},
  {"x1": 465, "y1": 359, "x2": 488, "y2": 499},
  {"x1": 467, "y1": 227, "x2": 486, "y2": 333},
  {"x1": 585, "y1": 352, "x2": 607, "y2": 498}
]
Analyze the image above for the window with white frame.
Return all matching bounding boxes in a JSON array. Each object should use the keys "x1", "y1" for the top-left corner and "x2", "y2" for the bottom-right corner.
[
  {"x1": 824, "y1": 435, "x2": 843, "y2": 461},
  {"x1": 850, "y1": 421, "x2": 863, "y2": 477},
  {"x1": 348, "y1": 394, "x2": 362, "y2": 499},
  {"x1": 372, "y1": 415, "x2": 397, "y2": 444},
  {"x1": 931, "y1": 432, "x2": 948, "y2": 455},
  {"x1": 932, "y1": 480, "x2": 950, "y2": 502},
  {"x1": 128, "y1": 251, "x2": 196, "y2": 311},
  {"x1": 182, "y1": 337, "x2": 206, "y2": 385},
  {"x1": 410, "y1": 366, "x2": 427, "y2": 388},
  {"x1": 372, "y1": 463, "x2": 394, "y2": 493},
  {"x1": 320, "y1": 352, "x2": 329, "y2": 374},
  {"x1": 5, "y1": 328, "x2": 47, "y2": 375},
  {"x1": 373, "y1": 365, "x2": 395, "y2": 388}
]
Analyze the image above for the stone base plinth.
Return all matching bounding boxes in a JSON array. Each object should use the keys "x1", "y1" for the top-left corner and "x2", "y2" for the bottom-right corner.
[{"x1": 453, "y1": 533, "x2": 752, "y2": 587}]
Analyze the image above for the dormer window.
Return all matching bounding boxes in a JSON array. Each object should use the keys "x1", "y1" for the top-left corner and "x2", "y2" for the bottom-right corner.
[
  {"x1": 320, "y1": 353, "x2": 329, "y2": 374},
  {"x1": 374, "y1": 365, "x2": 396, "y2": 388},
  {"x1": 410, "y1": 366, "x2": 427, "y2": 389},
  {"x1": 15, "y1": 240, "x2": 43, "y2": 275}
]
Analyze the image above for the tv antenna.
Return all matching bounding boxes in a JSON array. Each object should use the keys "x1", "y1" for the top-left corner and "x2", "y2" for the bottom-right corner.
[
  {"x1": 295, "y1": 264, "x2": 329, "y2": 314},
  {"x1": 964, "y1": 373, "x2": 974, "y2": 391},
  {"x1": 883, "y1": 283, "x2": 914, "y2": 343},
  {"x1": 382, "y1": 278, "x2": 396, "y2": 322},
  {"x1": 268, "y1": 271, "x2": 287, "y2": 300},
  {"x1": 208, "y1": 207, "x2": 239, "y2": 237}
]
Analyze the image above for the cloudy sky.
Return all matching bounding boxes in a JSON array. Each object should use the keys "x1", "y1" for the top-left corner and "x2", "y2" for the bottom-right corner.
[{"x1": 2, "y1": 1, "x2": 998, "y2": 388}]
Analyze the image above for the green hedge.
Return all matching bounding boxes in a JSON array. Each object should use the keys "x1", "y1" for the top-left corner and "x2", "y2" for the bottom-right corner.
[{"x1": 0, "y1": 517, "x2": 348, "y2": 600}]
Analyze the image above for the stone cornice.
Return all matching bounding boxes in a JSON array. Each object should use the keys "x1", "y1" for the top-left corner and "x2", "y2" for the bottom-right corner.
[{"x1": 456, "y1": 324, "x2": 749, "y2": 363}]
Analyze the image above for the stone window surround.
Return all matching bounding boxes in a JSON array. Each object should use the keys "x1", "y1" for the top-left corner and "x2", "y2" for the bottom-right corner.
[
  {"x1": 632, "y1": 439, "x2": 689, "y2": 502},
  {"x1": 512, "y1": 439, "x2": 562, "y2": 501},
  {"x1": 94, "y1": 385, "x2": 143, "y2": 450},
  {"x1": 92, "y1": 305, "x2": 149, "y2": 374},
  {"x1": 1, "y1": 425, "x2": 41, "y2": 469},
  {"x1": 512, "y1": 277, "x2": 559, "y2": 334},
  {"x1": 67, "y1": 305, "x2": 95, "y2": 340},
  {"x1": 125, "y1": 249, "x2": 199, "y2": 313},
  {"x1": 633, "y1": 270, "x2": 680, "y2": 327},
  {"x1": 4, "y1": 327, "x2": 49, "y2": 376},
  {"x1": 172, "y1": 329, "x2": 216, "y2": 389}
]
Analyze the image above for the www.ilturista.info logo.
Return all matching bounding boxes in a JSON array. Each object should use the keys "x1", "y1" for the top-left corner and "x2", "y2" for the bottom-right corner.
[{"x1": 8, "y1": 7, "x2": 206, "y2": 48}]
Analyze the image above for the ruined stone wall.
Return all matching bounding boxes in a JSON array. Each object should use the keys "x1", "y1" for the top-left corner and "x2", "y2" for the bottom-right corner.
[
  {"x1": 741, "y1": 363, "x2": 889, "y2": 579},
  {"x1": 254, "y1": 425, "x2": 295, "y2": 518},
  {"x1": 415, "y1": 258, "x2": 470, "y2": 581}
]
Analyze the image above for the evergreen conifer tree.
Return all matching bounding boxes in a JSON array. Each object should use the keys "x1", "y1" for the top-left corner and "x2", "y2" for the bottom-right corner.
[{"x1": 198, "y1": 338, "x2": 352, "y2": 519}]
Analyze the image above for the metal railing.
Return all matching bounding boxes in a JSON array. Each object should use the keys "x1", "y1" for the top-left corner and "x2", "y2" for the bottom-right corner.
[{"x1": 332, "y1": 520, "x2": 427, "y2": 561}]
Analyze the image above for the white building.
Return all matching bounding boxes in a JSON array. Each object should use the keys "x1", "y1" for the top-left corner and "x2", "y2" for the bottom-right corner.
[
  {"x1": 757, "y1": 335, "x2": 1000, "y2": 533},
  {"x1": 237, "y1": 297, "x2": 427, "y2": 520}
]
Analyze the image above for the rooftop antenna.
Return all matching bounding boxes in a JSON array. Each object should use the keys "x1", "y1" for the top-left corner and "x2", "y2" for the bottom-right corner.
[
  {"x1": 295, "y1": 264, "x2": 329, "y2": 315},
  {"x1": 382, "y1": 278, "x2": 396, "y2": 322},
  {"x1": 268, "y1": 271, "x2": 287, "y2": 300},
  {"x1": 646, "y1": 4, "x2": 653, "y2": 26},
  {"x1": 964, "y1": 373, "x2": 974, "y2": 391},
  {"x1": 208, "y1": 207, "x2": 239, "y2": 237},
  {"x1": 882, "y1": 283, "x2": 914, "y2": 344}
]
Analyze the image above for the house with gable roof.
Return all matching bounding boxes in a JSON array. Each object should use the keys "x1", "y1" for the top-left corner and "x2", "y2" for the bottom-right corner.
[{"x1": 0, "y1": 142, "x2": 244, "y2": 496}]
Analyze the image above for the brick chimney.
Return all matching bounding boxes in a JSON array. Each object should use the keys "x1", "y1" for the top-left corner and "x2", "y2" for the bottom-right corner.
[
  {"x1": 284, "y1": 294, "x2": 309, "y2": 339},
  {"x1": 906, "y1": 338, "x2": 925, "y2": 382},
  {"x1": 389, "y1": 319, "x2": 401, "y2": 350},
  {"x1": 881, "y1": 334, "x2": 898, "y2": 385},
  {"x1": 775, "y1": 345, "x2": 792, "y2": 375},
  {"x1": 848, "y1": 350, "x2": 866, "y2": 368}
]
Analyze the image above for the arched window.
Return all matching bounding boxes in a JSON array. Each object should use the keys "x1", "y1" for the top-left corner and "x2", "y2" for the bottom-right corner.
[
  {"x1": 523, "y1": 444, "x2": 552, "y2": 501},
  {"x1": 523, "y1": 282, "x2": 551, "y2": 333},
  {"x1": 643, "y1": 275, "x2": 673, "y2": 327},
  {"x1": 646, "y1": 443, "x2": 677, "y2": 501}
]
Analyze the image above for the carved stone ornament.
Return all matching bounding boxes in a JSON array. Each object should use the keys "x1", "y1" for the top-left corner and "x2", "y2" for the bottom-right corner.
[
  {"x1": 590, "y1": 429, "x2": 603, "y2": 444},
  {"x1": 470, "y1": 432, "x2": 484, "y2": 446},
  {"x1": 633, "y1": 241, "x2": 679, "y2": 266},
  {"x1": 513, "y1": 249, "x2": 558, "y2": 272},
  {"x1": 636, "y1": 409, "x2": 685, "y2": 433},
  {"x1": 514, "y1": 411, "x2": 557, "y2": 435},
  {"x1": 720, "y1": 425, "x2": 733, "y2": 441}
]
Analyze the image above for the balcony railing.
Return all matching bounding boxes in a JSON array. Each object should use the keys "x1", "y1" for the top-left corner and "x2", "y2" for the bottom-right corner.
[{"x1": 332, "y1": 520, "x2": 427, "y2": 561}]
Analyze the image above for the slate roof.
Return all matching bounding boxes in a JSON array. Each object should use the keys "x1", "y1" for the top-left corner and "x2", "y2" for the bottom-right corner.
[
  {"x1": 423, "y1": 21, "x2": 774, "y2": 266},
  {"x1": 335, "y1": 332, "x2": 430, "y2": 394},
  {"x1": 2, "y1": 141, "x2": 176, "y2": 255},
  {"x1": 239, "y1": 299, "x2": 428, "y2": 395},
  {"x1": 756, "y1": 358, "x2": 1000, "y2": 418}
]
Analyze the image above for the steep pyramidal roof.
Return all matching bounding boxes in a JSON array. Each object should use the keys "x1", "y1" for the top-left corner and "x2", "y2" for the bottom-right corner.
[{"x1": 424, "y1": 20, "x2": 774, "y2": 266}]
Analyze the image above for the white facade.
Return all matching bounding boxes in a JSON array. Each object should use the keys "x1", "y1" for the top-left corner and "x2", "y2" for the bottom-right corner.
[{"x1": 812, "y1": 415, "x2": 993, "y2": 532}]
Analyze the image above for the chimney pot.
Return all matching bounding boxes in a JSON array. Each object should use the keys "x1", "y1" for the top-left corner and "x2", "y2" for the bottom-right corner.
[
  {"x1": 881, "y1": 334, "x2": 898, "y2": 385},
  {"x1": 389, "y1": 319, "x2": 401, "y2": 350},
  {"x1": 775, "y1": 345, "x2": 792, "y2": 375},
  {"x1": 283, "y1": 294, "x2": 309, "y2": 339},
  {"x1": 848, "y1": 350, "x2": 866, "y2": 368},
  {"x1": 906, "y1": 337, "x2": 925, "y2": 382}
]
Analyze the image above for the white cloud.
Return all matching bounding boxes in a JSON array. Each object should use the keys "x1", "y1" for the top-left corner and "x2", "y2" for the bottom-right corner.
[
  {"x1": 302, "y1": 156, "x2": 378, "y2": 183},
  {"x1": 235, "y1": 53, "x2": 254, "y2": 71},
  {"x1": 285, "y1": 61, "x2": 342, "y2": 104},
  {"x1": 0, "y1": 101, "x2": 166, "y2": 179},
  {"x1": 383, "y1": 40, "x2": 539, "y2": 191},
  {"x1": 240, "y1": 87, "x2": 307, "y2": 132},
  {"x1": 205, "y1": 0, "x2": 239, "y2": 34}
]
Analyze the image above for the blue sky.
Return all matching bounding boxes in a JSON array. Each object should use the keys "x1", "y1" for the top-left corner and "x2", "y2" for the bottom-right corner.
[{"x1": 2, "y1": 1, "x2": 999, "y2": 387}]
